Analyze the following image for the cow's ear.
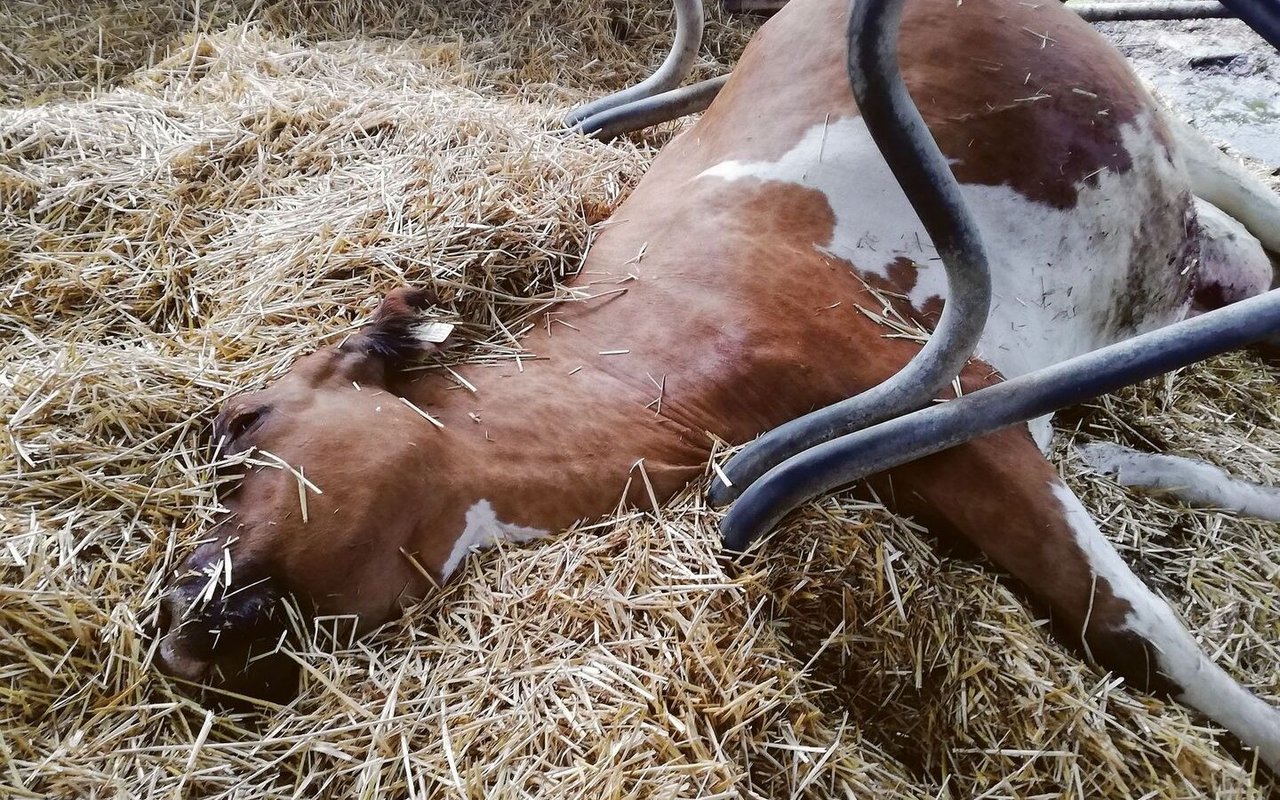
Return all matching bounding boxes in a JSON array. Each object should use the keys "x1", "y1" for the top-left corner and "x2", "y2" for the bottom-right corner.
[{"x1": 342, "y1": 287, "x2": 456, "y2": 367}]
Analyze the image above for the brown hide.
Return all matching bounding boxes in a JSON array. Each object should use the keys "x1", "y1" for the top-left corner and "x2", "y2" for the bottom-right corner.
[{"x1": 158, "y1": 0, "x2": 1194, "y2": 699}]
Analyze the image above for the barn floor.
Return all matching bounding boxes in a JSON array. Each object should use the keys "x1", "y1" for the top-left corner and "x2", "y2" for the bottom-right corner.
[
  {"x1": 1, "y1": 1, "x2": 1278, "y2": 798},
  {"x1": 1098, "y1": 16, "x2": 1280, "y2": 169}
]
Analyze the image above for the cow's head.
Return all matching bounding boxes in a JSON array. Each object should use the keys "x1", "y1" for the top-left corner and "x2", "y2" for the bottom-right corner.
[{"x1": 155, "y1": 288, "x2": 456, "y2": 700}]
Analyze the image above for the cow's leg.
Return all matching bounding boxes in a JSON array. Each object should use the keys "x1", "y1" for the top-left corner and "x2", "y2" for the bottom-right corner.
[
  {"x1": 1193, "y1": 198, "x2": 1276, "y2": 309},
  {"x1": 1172, "y1": 115, "x2": 1280, "y2": 256},
  {"x1": 882, "y1": 426, "x2": 1280, "y2": 770},
  {"x1": 1078, "y1": 442, "x2": 1280, "y2": 522},
  {"x1": 1189, "y1": 197, "x2": 1280, "y2": 359}
]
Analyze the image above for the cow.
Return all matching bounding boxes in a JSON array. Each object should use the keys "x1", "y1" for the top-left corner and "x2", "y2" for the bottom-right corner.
[{"x1": 155, "y1": 0, "x2": 1280, "y2": 771}]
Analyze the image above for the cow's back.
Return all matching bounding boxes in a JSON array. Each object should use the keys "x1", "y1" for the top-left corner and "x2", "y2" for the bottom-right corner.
[{"x1": 603, "y1": 0, "x2": 1196, "y2": 385}]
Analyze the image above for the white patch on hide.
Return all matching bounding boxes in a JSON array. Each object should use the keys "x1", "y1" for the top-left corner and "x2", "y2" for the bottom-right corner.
[
  {"x1": 1079, "y1": 442, "x2": 1280, "y2": 521},
  {"x1": 441, "y1": 500, "x2": 549, "y2": 581},
  {"x1": 697, "y1": 114, "x2": 1193, "y2": 384},
  {"x1": 1051, "y1": 481, "x2": 1280, "y2": 770}
]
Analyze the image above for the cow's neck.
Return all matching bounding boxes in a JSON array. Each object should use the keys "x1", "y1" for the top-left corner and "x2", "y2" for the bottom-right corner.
[{"x1": 378, "y1": 1, "x2": 905, "y2": 583}]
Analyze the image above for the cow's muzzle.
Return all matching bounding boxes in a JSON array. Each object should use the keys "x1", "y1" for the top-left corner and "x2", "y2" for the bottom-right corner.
[{"x1": 155, "y1": 574, "x2": 298, "y2": 703}]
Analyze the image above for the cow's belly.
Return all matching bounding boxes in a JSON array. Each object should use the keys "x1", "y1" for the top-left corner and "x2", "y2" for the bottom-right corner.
[{"x1": 697, "y1": 113, "x2": 1197, "y2": 382}]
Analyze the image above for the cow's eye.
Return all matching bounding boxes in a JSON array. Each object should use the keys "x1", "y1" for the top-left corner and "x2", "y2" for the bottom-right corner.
[{"x1": 224, "y1": 407, "x2": 270, "y2": 442}]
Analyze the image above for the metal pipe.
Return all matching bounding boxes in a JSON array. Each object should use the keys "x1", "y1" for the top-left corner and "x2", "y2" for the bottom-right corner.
[
  {"x1": 576, "y1": 75, "x2": 729, "y2": 141},
  {"x1": 565, "y1": 0, "x2": 706, "y2": 129},
  {"x1": 723, "y1": 0, "x2": 788, "y2": 11},
  {"x1": 726, "y1": 1, "x2": 1236, "y2": 20},
  {"x1": 708, "y1": 0, "x2": 993, "y2": 506},
  {"x1": 721, "y1": 289, "x2": 1280, "y2": 551},
  {"x1": 1067, "y1": 2, "x2": 1231, "y2": 21},
  {"x1": 1217, "y1": 0, "x2": 1280, "y2": 50}
]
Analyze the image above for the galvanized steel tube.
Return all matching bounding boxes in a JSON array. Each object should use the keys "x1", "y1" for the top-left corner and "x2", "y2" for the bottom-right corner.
[
  {"x1": 577, "y1": 75, "x2": 728, "y2": 140},
  {"x1": 566, "y1": 0, "x2": 706, "y2": 129},
  {"x1": 722, "y1": 289, "x2": 1280, "y2": 551}
]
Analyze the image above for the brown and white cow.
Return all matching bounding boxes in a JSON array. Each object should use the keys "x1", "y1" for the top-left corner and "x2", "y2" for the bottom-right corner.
[{"x1": 156, "y1": 0, "x2": 1280, "y2": 769}]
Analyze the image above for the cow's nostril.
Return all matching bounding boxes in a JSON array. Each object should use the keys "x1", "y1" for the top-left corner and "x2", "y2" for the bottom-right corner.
[
  {"x1": 157, "y1": 629, "x2": 214, "y2": 683},
  {"x1": 154, "y1": 595, "x2": 172, "y2": 636},
  {"x1": 153, "y1": 574, "x2": 296, "y2": 700}
]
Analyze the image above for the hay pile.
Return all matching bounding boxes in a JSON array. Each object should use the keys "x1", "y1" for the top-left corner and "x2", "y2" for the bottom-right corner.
[{"x1": 2, "y1": 1, "x2": 1278, "y2": 797}]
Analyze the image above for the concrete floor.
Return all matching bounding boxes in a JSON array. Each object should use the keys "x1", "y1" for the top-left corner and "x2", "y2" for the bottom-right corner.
[{"x1": 1097, "y1": 16, "x2": 1280, "y2": 170}]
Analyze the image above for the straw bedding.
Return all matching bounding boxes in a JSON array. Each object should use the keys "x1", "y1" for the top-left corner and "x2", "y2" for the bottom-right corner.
[{"x1": 2, "y1": 1, "x2": 1278, "y2": 797}]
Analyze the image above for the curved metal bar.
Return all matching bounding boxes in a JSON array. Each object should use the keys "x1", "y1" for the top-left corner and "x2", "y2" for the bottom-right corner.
[
  {"x1": 565, "y1": 0, "x2": 706, "y2": 130},
  {"x1": 708, "y1": 0, "x2": 992, "y2": 506},
  {"x1": 722, "y1": 289, "x2": 1280, "y2": 551},
  {"x1": 1068, "y1": 2, "x2": 1230, "y2": 22},
  {"x1": 574, "y1": 75, "x2": 728, "y2": 141},
  {"x1": 1217, "y1": 0, "x2": 1280, "y2": 50},
  {"x1": 574, "y1": 0, "x2": 1270, "y2": 140}
]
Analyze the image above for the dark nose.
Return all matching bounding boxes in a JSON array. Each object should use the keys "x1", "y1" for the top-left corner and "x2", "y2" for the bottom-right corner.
[
  {"x1": 156, "y1": 579, "x2": 215, "y2": 681},
  {"x1": 156, "y1": 574, "x2": 298, "y2": 701}
]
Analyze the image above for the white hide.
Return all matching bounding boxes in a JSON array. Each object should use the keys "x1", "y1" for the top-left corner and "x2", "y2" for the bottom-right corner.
[
  {"x1": 1051, "y1": 482, "x2": 1280, "y2": 771},
  {"x1": 697, "y1": 114, "x2": 1193, "y2": 384},
  {"x1": 441, "y1": 500, "x2": 549, "y2": 581},
  {"x1": 1080, "y1": 442, "x2": 1280, "y2": 521}
]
